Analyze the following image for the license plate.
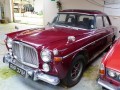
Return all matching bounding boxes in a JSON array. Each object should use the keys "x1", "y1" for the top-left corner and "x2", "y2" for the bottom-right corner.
[{"x1": 9, "y1": 63, "x2": 26, "y2": 77}]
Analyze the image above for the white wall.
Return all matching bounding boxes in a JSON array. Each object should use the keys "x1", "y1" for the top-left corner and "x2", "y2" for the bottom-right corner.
[
  {"x1": 43, "y1": 0, "x2": 58, "y2": 26},
  {"x1": 4, "y1": 0, "x2": 13, "y2": 22},
  {"x1": 0, "y1": 0, "x2": 105, "y2": 24},
  {"x1": 34, "y1": 0, "x2": 43, "y2": 13},
  {"x1": 43, "y1": 0, "x2": 104, "y2": 25},
  {"x1": 0, "y1": 0, "x2": 3, "y2": 20},
  {"x1": 104, "y1": 4, "x2": 120, "y2": 16},
  {"x1": 0, "y1": 6, "x2": 1, "y2": 19},
  {"x1": 60, "y1": 0, "x2": 104, "y2": 11},
  {"x1": 0, "y1": 0, "x2": 13, "y2": 22},
  {"x1": 109, "y1": 16, "x2": 120, "y2": 38},
  {"x1": 104, "y1": 1, "x2": 120, "y2": 38}
]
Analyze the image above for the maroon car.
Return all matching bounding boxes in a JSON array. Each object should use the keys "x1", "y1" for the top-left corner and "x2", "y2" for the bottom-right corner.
[{"x1": 3, "y1": 9, "x2": 117, "y2": 87}]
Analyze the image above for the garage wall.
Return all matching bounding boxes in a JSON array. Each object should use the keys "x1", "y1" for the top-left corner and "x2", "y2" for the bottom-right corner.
[
  {"x1": 34, "y1": 0, "x2": 43, "y2": 13},
  {"x1": 0, "y1": 0, "x2": 104, "y2": 25},
  {"x1": 60, "y1": 0, "x2": 104, "y2": 11},
  {"x1": 0, "y1": 6, "x2": 1, "y2": 19},
  {"x1": 43, "y1": 0, "x2": 104, "y2": 25},
  {"x1": 104, "y1": 1, "x2": 120, "y2": 38},
  {"x1": 109, "y1": 16, "x2": 120, "y2": 38},
  {"x1": 0, "y1": 1, "x2": 3, "y2": 20},
  {"x1": 43, "y1": 0, "x2": 58, "y2": 26},
  {"x1": 0, "y1": 0, "x2": 13, "y2": 22},
  {"x1": 4, "y1": 0, "x2": 13, "y2": 22}
]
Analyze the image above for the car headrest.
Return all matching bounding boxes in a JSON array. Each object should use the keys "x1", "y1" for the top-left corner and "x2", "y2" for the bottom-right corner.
[{"x1": 83, "y1": 18, "x2": 89, "y2": 22}]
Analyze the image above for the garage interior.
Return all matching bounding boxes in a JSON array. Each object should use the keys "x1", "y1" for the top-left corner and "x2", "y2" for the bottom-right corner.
[{"x1": 0, "y1": 0, "x2": 120, "y2": 90}]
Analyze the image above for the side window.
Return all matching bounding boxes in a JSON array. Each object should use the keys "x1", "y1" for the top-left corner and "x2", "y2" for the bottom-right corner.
[
  {"x1": 56, "y1": 14, "x2": 76, "y2": 26},
  {"x1": 58, "y1": 14, "x2": 67, "y2": 22},
  {"x1": 104, "y1": 16, "x2": 110, "y2": 27},
  {"x1": 96, "y1": 16, "x2": 103, "y2": 28},
  {"x1": 66, "y1": 14, "x2": 76, "y2": 26},
  {"x1": 67, "y1": 15, "x2": 75, "y2": 22}
]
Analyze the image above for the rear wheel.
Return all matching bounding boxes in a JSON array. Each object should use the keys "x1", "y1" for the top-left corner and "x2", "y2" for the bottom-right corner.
[{"x1": 62, "y1": 55, "x2": 85, "y2": 87}]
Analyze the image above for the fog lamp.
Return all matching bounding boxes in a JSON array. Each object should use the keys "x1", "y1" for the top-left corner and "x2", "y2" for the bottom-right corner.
[{"x1": 42, "y1": 63, "x2": 50, "y2": 72}]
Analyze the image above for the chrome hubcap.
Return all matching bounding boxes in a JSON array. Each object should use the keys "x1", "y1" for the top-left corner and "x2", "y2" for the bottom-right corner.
[{"x1": 71, "y1": 61, "x2": 82, "y2": 81}]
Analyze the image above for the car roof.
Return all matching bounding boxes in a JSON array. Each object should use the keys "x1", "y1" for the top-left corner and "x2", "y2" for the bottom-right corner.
[{"x1": 59, "y1": 9, "x2": 107, "y2": 15}]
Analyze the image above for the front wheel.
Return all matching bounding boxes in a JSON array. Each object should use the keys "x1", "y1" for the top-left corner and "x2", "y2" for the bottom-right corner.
[{"x1": 62, "y1": 55, "x2": 85, "y2": 87}]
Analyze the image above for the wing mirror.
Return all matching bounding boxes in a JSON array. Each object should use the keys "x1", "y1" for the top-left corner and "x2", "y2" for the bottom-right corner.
[
  {"x1": 15, "y1": 26, "x2": 19, "y2": 30},
  {"x1": 67, "y1": 36, "x2": 76, "y2": 43},
  {"x1": 47, "y1": 22, "x2": 52, "y2": 26}
]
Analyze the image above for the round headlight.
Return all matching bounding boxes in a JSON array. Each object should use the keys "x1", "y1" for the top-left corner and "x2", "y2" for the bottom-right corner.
[
  {"x1": 42, "y1": 63, "x2": 50, "y2": 72},
  {"x1": 6, "y1": 38, "x2": 13, "y2": 48},
  {"x1": 108, "y1": 70, "x2": 116, "y2": 78},
  {"x1": 41, "y1": 49, "x2": 52, "y2": 62}
]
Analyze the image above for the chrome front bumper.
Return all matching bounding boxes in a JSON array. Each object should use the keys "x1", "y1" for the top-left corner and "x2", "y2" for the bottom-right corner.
[
  {"x1": 3, "y1": 53, "x2": 60, "y2": 85},
  {"x1": 98, "y1": 78, "x2": 120, "y2": 90}
]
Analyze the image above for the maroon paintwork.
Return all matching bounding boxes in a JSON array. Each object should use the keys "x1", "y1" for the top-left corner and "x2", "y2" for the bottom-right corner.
[
  {"x1": 5, "y1": 10, "x2": 117, "y2": 79},
  {"x1": 60, "y1": 9, "x2": 106, "y2": 15}
]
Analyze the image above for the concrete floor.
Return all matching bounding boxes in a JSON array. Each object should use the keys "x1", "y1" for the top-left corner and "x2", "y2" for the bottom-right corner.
[{"x1": 0, "y1": 23, "x2": 104, "y2": 90}]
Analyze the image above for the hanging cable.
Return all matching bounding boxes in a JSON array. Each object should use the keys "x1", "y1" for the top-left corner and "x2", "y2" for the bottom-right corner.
[
  {"x1": 86, "y1": 0, "x2": 120, "y2": 9},
  {"x1": 103, "y1": 0, "x2": 120, "y2": 5},
  {"x1": 86, "y1": 0, "x2": 103, "y2": 7}
]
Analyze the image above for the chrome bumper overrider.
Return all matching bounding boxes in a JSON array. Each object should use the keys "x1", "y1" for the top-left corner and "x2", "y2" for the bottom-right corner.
[
  {"x1": 3, "y1": 53, "x2": 60, "y2": 85},
  {"x1": 98, "y1": 78, "x2": 120, "y2": 90}
]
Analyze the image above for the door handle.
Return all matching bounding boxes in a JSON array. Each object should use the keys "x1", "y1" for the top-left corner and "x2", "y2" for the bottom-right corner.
[
  {"x1": 91, "y1": 41, "x2": 96, "y2": 45},
  {"x1": 112, "y1": 28, "x2": 114, "y2": 30}
]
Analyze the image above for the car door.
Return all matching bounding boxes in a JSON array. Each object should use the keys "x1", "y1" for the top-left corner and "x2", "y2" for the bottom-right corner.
[
  {"x1": 103, "y1": 16, "x2": 114, "y2": 44},
  {"x1": 83, "y1": 16, "x2": 106, "y2": 61},
  {"x1": 74, "y1": 14, "x2": 99, "y2": 60},
  {"x1": 93, "y1": 16, "x2": 109, "y2": 54}
]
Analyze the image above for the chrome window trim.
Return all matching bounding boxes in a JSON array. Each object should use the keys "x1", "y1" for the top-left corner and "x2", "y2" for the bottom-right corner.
[
  {"x1": 55, "y1": 13, "x2": 96, "y2": 30},
  {"x1": 12, "y1": 41, "x2": 39, "y2": 68},
  {"x1": 63, "y1": 32, "x2": 114, "y2": 59},
  {"x1": 54, "y1": 24, "x2": 88, "y2": 31},
  {"x1": 58, "y1": 12, "x2": 96, "y2": 16}
]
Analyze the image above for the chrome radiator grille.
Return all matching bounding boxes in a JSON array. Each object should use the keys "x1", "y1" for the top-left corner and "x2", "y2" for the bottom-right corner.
[{"x1": 12, "y1": 41, "x2": 39, "y2": 68}]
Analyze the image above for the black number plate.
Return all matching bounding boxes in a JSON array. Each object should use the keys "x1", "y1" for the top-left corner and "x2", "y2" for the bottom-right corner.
[{"x1": 9, "y1": 63, "x2": 26, "y2": 77}]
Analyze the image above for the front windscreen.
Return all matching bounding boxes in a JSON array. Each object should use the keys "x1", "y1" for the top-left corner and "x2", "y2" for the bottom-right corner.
[{"x1": 53, "y1": 13, "x2": 95, "y2": 29}]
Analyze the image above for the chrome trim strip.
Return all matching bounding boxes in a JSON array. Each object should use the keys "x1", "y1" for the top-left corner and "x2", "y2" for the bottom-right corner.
[
  {"x1": 63, "y1": 32, "x2": 114, "y2": 59},
  {"x1": 54, "y1": 24, "x2": 88, "y2": 31},
  {"x1": 89, "y1": 43, "x2": 111, "y2": 62},
  {"x1": 35, "y1": 73, "x2": 60, "y2": 85},
  {"x1": 98, "y1": 78, "x2": 117, "y2": 90},
  {"x1": 58, "y1": 12, "x2": 96, "y2": 15},
  {"x1": 3, "y1": 55, "x2": 60, "y2": 86},
  {"x1": 12, "y1": 41, "x2": 39, "y2": 68}
]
